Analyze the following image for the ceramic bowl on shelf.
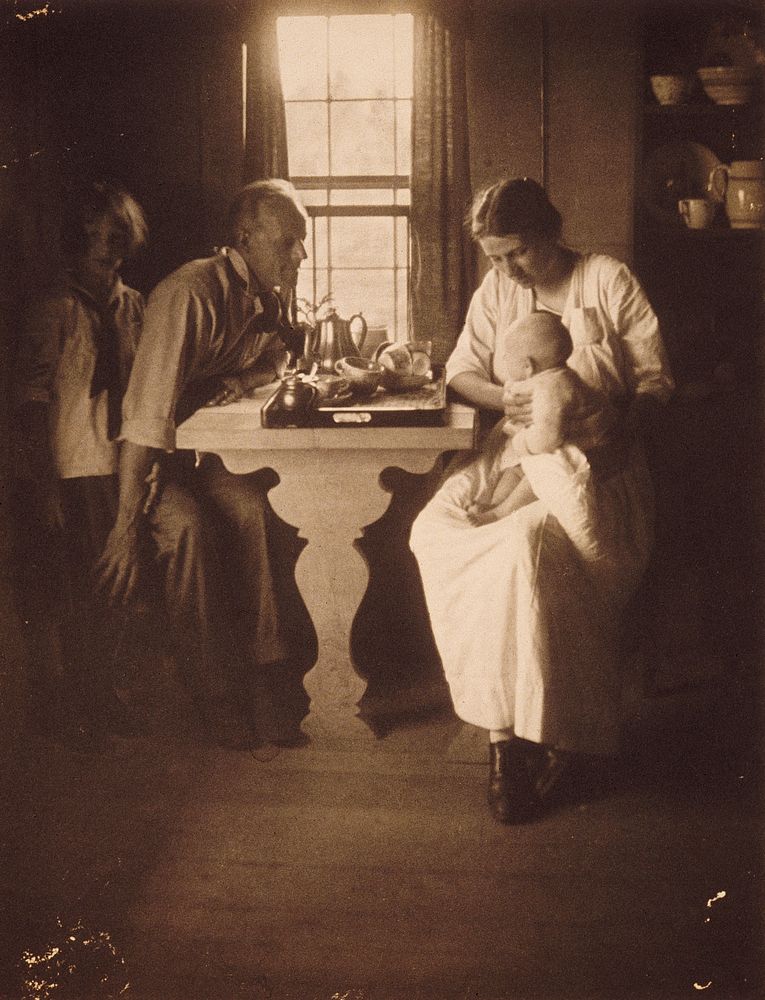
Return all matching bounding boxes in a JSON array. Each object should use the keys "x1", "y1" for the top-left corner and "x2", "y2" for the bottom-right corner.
[
  {"x1": 697, "y1": 65, "x2": 757, "y2": 105},
  {"x1": 649, "y1": 74, "x2": 693, "y2": 105}
]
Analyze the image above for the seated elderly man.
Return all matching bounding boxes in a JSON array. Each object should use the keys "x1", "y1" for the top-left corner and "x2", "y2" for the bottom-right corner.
[{"x1": 96, "y1": 179, "x2": 308, "y2": 749}]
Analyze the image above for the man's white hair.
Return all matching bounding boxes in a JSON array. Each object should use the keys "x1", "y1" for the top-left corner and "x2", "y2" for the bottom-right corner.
[{"x1": 227, "y1": 179, "x2": 306, "y2": 241}]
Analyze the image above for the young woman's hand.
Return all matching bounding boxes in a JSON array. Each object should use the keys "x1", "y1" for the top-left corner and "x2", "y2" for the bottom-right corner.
[{"x1": 503, "y1": 382, "x2": 533, "y2": 426}]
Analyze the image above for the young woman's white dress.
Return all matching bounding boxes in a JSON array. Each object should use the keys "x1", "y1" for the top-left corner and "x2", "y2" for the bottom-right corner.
[{"x1": 409, "y1": 254, "x2": 674, "y2": 754}]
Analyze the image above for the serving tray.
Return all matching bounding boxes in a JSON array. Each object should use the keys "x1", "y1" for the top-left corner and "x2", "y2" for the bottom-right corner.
[{"x1": 262, "y1": 367, "x2": 447, "y2": 428}]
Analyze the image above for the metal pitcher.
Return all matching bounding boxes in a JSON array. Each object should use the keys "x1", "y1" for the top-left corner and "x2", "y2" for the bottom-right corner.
[{"x1": 308, "y1": 308, "x2": 368, "y2": 373}]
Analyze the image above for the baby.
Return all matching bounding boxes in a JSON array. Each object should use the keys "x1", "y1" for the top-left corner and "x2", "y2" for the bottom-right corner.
[{"x1": 467, "y1": 311, "x2": 616, "y2": 526}]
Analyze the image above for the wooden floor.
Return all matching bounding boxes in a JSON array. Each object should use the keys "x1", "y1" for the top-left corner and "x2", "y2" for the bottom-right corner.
[{"x1": 0, "y1": 674, "x2": 762, "y2": 1000}]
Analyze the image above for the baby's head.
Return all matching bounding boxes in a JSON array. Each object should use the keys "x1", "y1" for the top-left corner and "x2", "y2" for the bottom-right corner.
[
  {"x1": 60, "y1": 180, "x2": 148, "y2": 298},
  {"x1": 504, "y1": 311, "x2": 572, "y2": 380}
]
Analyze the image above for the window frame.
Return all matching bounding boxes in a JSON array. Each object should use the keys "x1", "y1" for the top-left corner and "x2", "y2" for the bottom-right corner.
[{"x1": 279, "y1": 13, "x2": 412, "y2": 340}]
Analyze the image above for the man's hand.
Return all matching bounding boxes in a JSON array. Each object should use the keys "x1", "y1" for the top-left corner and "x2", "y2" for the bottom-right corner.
[
  {"x1": 205, "y1": 376, "x2": 246, "y2": 407},
  {"x1": 142, "y1": 461, "x2": 161, "y2": 515},
  {"x1": 204, "y1": 362, "x2": 284, "y2": 407},
  {"x1": 503, "y1": 382, "x2": 533, "y2": 426},
  {"x1": 94, "y1": 440, "x2": 157, "y2": 605},
  {"x1": 94, "y1": 523, "x2": 142, "y2": 606}
]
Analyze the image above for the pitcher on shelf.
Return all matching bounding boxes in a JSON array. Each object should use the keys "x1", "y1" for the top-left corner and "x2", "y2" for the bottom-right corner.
[{"x1": 709, "y1": 159, "x2": 765, "y2": 229}]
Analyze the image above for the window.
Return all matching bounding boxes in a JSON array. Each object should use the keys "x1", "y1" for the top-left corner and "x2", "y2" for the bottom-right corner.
[{"x1": 277, "y1": 13, "x2": 413, "y2": 342}]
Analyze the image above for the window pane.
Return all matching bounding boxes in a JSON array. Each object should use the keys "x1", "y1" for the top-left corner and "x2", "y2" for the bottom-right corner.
[
  {"x1": 278, "y1": 14, "x2": 414, "y2": 343},
  {"x1": 278, "y1": 17, "x2": 327, "y2": 100},
  {"x1": 330, "y1": 189, "x2": 395, "y2": 205},
  {"x1": 296, "y1": 271, "x2": 314, "y2": 318},
  {"x1": 331, "y1": 269, "x2": 395, "y2": 333},
  {"x1": 329, "y1": 16, "x2": 394, "y2": 99},
  {"x1": 301, "y1": 220, "x2": 315, "y2": 270},
  {"x1": 395, "y1": 217, "x2": 409, "y2": 269},
  {"x1": 396, "y1": 268, "x2": 409, "y2": 341},
  {"x1": 313, "y1": 216, "x2": 328, "y2": 268},
  {"x1": 331, "y1": 101, "x2": 394, "y2": 175},
  {"x1": 331, "y1": 217, "x2": 394, "y2": 269},
  {"x1": 295, "y1": 220, "x2": 327, "y2": 310},
  {"x1": 395, "y1": 99, "x2": 411, "y2": 174},
  {"x1": 395, "y1": 15, "x2": 414, "y2": 99},
  {"x1": 298, "y1": 188, "x2": 328, "y2": 207},
  {"x1": 285, "y1": 103, "x2": 328, "y2": 176},
  {"x1": 297, "y1": 268, "x2": 329, "y2": 320}
]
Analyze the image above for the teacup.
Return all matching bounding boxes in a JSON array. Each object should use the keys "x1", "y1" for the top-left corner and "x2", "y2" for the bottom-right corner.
[
  {"x1": 334, "y1": 355, "x2": 384, "y2": 395},
  {"x1": 678, "y1": 198, "x2": 716, "y2": 230}
]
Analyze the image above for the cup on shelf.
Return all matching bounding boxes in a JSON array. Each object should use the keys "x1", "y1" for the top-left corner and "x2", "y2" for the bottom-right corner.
[{"x1": 678, "y1": 197, "x2": 716, "y2": 229}]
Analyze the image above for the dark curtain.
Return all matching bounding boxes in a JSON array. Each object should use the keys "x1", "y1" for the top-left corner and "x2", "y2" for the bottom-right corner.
[
  {"x1": 410, "y1": 6, "x2": 474, "y2": 364},
  {"x1": 243, "y1": 7, "x2": 290, "y2": 183}
]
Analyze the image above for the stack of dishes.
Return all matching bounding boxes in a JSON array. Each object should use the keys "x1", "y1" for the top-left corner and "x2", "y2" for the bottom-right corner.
[{"x1": 697, "y1": 65, "x2": 757, "y2": 105}]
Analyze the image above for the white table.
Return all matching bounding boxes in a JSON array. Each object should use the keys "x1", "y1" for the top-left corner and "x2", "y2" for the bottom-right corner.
[{"x1": 176, "y1": 385, "x2": 477, "y2": 743}]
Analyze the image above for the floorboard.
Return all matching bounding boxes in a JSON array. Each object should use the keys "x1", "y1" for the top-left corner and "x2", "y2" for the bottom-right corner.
[{"x1": 0, "y1": 675, "x2": 761, "y2": 1000}]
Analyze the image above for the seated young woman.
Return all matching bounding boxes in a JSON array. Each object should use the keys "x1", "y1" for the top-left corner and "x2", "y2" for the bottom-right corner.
[{"x1": 410, "y1": 177, "x2": 674, "y2": 824}]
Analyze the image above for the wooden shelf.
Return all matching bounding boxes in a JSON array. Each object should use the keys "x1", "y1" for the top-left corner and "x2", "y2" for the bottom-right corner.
[
  {"x1": 644, "y1": 101, "x2": 762, "y2": 116},
  {"x1": 637, "y1": 213, "x2": 765, "y2": 239},
  {"x1": 662, "y1": 225, "x2": 765, "y2": 239}
]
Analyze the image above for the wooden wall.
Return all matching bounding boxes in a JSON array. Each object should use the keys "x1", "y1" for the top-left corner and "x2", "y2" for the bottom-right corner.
[
  {"x1": 5, "y1": 0, "x2": 245, "y2": 295},
  {"x1": 468, "y1": 1, "x2": 640, "y2": 270},
  {"x1": 0, "y1": 6, "x2": 30, "y2": 752}
]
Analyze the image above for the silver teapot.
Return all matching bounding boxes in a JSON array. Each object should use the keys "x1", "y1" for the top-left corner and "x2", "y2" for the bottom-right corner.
[{"x1": 307, "y1": 307, "x2": 368, "y2": 374}]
